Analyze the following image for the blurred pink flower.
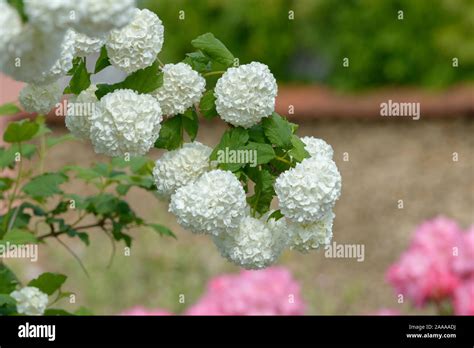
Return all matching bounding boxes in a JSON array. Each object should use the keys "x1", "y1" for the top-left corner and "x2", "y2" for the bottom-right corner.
[
  {"x1": 386, "y1": 248, "x2": 459, "y2": 307},
  {"x1": 453, "y1": 226, "x2": 474, "y2": 279},
  {"x1": 121, "y1": 306, "x2": 172, "y2": 316},
  {"x1": 371, "y1": 309, "x2": 400, "y2": 316},
  {"x1": 186, "y1": 267, "x2": 306, "y2": 315},
  {"x1": 453, "y1": 279, "x2": 474, "y2": 315}
]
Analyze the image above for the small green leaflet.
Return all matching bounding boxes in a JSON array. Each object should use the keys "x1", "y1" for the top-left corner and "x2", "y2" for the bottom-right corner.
[
  {"x1": 262, "y1": 113, "x2": 293, "y2": 149},
  {"x1": 0, "y1": 103, "x2": 21, "y2": 116},
  {"x1": 148, "y1": 223, "x2": 176, "y2": 239},
  {"x1": 191, "y1": 33, "x2": 235, "y2": 67},
  {"x1": 94, "y1": 46, "x2": 111, "y2": 73},
  {"x1": 199, "y1": 90, "x2": 218, "y2": 119},
  {"x1": 28, "y1": 272, "x2": 67, "y2": 295},
  {"x1": 3, "y1": 120, "x2": 40, "y2": 143},
  {"x1": 22, "y1": 172, "x2": 68, "y2": 200}
]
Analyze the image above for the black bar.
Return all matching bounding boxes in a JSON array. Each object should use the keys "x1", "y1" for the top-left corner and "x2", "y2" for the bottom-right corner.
[{"x1": 0, "y1": 315, "x2": 472, "y2": 346}]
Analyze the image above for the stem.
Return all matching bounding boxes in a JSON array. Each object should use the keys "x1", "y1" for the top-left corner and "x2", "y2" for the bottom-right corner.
[
  {"x1": 275, "y1": 156, "x2": 292, "y2": 166},
  {"x1": 37, "y1": 221, "x2": 105, "y2": 241},
  {"x1": 39, "y1": 133, "x2": 46, "y2": 174},
  {"x1": 4, "y1": 142, "x2": 24, "y2": 232},
  {"x1": 203, "y1": 71, "x2": 225, "y2": 77},
  {"x1": 54, "y1": 235, "x2": 90, "y2": 278},
  {"x1": 157, "y1": 57, "x2": 165, "y2": 68}
]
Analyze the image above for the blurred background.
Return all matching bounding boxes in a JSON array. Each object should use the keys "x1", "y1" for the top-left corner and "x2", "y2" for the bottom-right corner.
[{"x1": 1, "y1": 0, "x2": 473, "y2": 315}]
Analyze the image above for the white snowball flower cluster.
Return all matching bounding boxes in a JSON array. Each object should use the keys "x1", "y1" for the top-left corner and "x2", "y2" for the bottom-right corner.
[
  {"x1": 74, "y1": 32, "x2": 105, "y2": 57},
  {"x1": 287, "y1": 211, "x2": 335, "y2": 253},
  {"x1": 19, "y1": 82, "x2": 62, "y2": 114},
  {"x1": 89, "y1": 89, "x2": 163, "y2": 157},
  {"x1": 301, "y1": 136, "x2": 334, "y2": 160},
  {"x1": 169, "y1": 170, "x2": 247, "y2": 235},
  {"x1": 152, "y1": 63, "x2": 206, "y2": 116},
  {"x1": 10, "y1": 287, "x2": 48, "y2": 316},
  {"x1": 213, "y1": 215, "x2": 289, "y2": 270},
  {"x1": 215, "y1": 62, "x2": 277, "y2": 128},
  {"x1": 24, "y1": 0, "x2": 78, "y2": 32},
  {"x1": 153, "y1": 142, "x2": 212, "y2": 198},
  {"x1": 0, "y1": 0, "x2": 22, "y2": 49},
  {"x1": 106, "y1": 9, "x2": 164, "y2": 74},
  {"x1": 73, "y1": 0, "x2": 136, "y2": 37},
  {"x1": 275, "y1": 157, "x2": 341, "y2": 223},
  {"x1": 65, "y1": 84, "x2": 98, "y2": 140}
]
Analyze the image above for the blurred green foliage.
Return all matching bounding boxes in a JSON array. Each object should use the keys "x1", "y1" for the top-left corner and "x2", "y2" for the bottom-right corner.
[{"x1": 139, "y1": 0, "x2": 474, "y2": 90}]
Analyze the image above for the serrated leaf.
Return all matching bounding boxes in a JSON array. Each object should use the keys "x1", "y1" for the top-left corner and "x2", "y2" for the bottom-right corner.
[
  {"x1": 262, "y1": 113, "x2": 293, "y2": 149},
  {"x1": 182, "y1": 109, "x2": 199, "y2": 141},
  {"x1": 191, "y1": 33, "x2": 235, "y2": 67},
  {"x1": 68, "y1": 58, "x2": 91, "y2": 95},
  {"x1": 199, "y1": 90, "x2": 218, "y2": 119},
  {"x1": 288, "y1": 135, "x2": 310, "y2": 162},
  {"x1": 154, "y1": 116, "x2": 183, "y2": 150},
  {"x1": 95, "y1": 60, "x2": 163, "y2": 99},
  {"x1": 0, "y1": 294, "x2": 15, "y2": 306},
  {"x1": 183, "y1": 51, "x2": 211, "y2": 73},
  {"x1": 0, "y1": 265, "x2": 19, "y2": 293},
  {"x1": 0, "y1": 143, "x2": 36, "y2": 169},
  {"x1": 22, "y1": 173, "x2": 68, "y2": 200},
  {"x1": 242, "y1": 142, "x2": 275, "y2": 165},
  {"x1": 94, "y1": 46, "x2": 111, "y2": 73},
  {"x1": 0, "y1": 103, "x2": 21, "y2": 116},
  {"x1": 246, "y1": 168, "x2": 275, "y2": 215},
  {"x1": 148, "y1": 223, "x2": 176, "y2": 239},
  {"x1": 0, "y1": 229, "x2": 38, "y2": 246},
  {"x1": 3, "y1": 120, "x2": 40, "y2": 143},
  {"x1": 28, "y1": 272, "x2": 67, "y2": 295}
]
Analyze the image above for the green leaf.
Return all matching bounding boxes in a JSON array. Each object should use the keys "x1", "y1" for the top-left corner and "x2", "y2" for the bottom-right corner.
[
  {"x1": 183, "y1": 51, "x2": 211, "y2": 73},
  {"x1": 74, "y1": 306, "x2": 94, "y2": 315},
  {"x1": 0, "y1": 265, "x2": 19, "y2": 293},
  {"x1": 28, "y1": 272, "x2": 67, "y2": 295},
  {"x1": 262, "y1": 113, "x2": 293, "y2": 149},
  {"x1": 148, "y1": 223, "x2": 176, "y2": 239},
  {"x1": 94, "y1": 46, "x2": 111, "y2": 73},
  {"x1": 210, "y1": 127, "x2": 249, "y2": 171},
  {"x1": 242, "y1": 142, "x2": 275, "y2": 165},
  {"x1": 287, "y1": 135, "x2": 310, "y2": 162},
  {"x1": 182, "y1": 109, "x2": 199, "y2": 141},
  {"x1": 191, "y1": 33, "x2": 235, "y2": 67},
  {"x1": 3, "y1": 120, "x2": 40, "y2": 143},
  {"x1": 0, "y1": 229, "x2": 38, "y2": 246},
  {"x1": 248, "y1": 124, "x2": 268, "y2": 143},
  {"x1": 0, "y1": 294, "x2": 16, "y2": 306},
  {"x1": 246, "y1": 168, "x2": 275, "y2": 215},
  {"x1": 0, "y1": 103, "x2": 21, "y2": 116},
  {"x1": 199, "y1": 90, "x2": 218, "y2": 119},
  {"x1": 95, "y1": 60, "x2": 163, "y2": 99},
  {"x1": 0, "y1": 143, "x2": 36, "y2": 169},
  {"x1": 63, "y1": 165, "x2": 102, "y2": 181},
  {"x1": 68, "y1": 58, "x2": 91, "y2": 95},
  {"x1": 6, "y1": 0, "x2": 28, "y2": 22},
  {"x1": 46, "y1": 134, "x2": 76, "y2": 148},
  {"x1": 22, "y1": 173, "x2": 68, "y2": 200},
  {"x1": 154, "y1": 116, "x2": 183, "y2": 150},
  {"x1": 44, "y1": 309, "x2": 74, "y2": 316},
  {"x1": 267, "y1": 209, "x2": 284, "y2": 221}
]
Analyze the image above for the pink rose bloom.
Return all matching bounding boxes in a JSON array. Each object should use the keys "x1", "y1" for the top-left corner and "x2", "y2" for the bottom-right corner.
[
  {"x1": 370, "y1": 309, "x2": 400, "y2": 316},
  {"x1": 453, "y1": 279, "x2": 474, "y2": 315},
  {"x1": 453, "y1": 227, "x2": 474, "y2": 279},
  {"x1": 121, "y1": 306, "x2": 172, "y2": 316},
  {"x1": 186, "y1": 267, "x2": 305, "y2": 315},
  {"x1": 386, "y1": 248, "x2": 459, "y2": 307}
]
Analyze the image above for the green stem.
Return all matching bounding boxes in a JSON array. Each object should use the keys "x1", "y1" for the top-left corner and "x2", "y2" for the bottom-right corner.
[
  {"x1": 5, "y1": 142, "x2": 24, "y2": 232},
  {"x1": 203, "y1": 70, "x2": 225, "y2": 77},
  {"x1": 275, "y1": 156, "x2": 292, "y2": 166}
]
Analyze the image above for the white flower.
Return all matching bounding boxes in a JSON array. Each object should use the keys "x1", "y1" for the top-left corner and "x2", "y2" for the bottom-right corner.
[
  {"x1": 152, "y1": 63, "x2": 205, "y2": 116},
  {"x1": 106, "y1": 9, "x2": 164, "y2": 74},
  {"x1": 73, "y1": 0, "x2": 136, "y2": 37},
  {"x1": 153, "y1": 142, "x2": 212, "y2": 198},
  {"x1": 213, "y1": 215, "x2": 288, "y2": 270},
  {"x1": 0, "y1": 25, "x2": 66, "y2": 84},
  {"x1": 65, "y1": 84, "x2": 98, "y2": 140},
  {"x1": 34, "y1": 29, "x2": 77, "y2": 85},
  {"x1": 301, "y1": 136, "x2": 334, "y2": 160},
  {"x1": 275, "y1": 157, "x2": 341, "y2": 223},
  {"x1": 0, "y1": 0, "x2": 22, "y2": 50},
  {"x1": 24, "y1": 0, "x2": 78, "y2": 32},
  {"x1": 10, "y1": 287, "x2": 48, "y2": 316},
  {"x1": 287, "y1": 210, "x2": 334, "y2": 253},
  {"x1": 169, "y1": 170, "x2": 247, "y2": 235},
  {"x1": 74, "y1": 32, "x2": 105, "y2": 57},
  {"x1": 215, "y1": 62, "x2": 277, "y2": 128},
  {"x1": 19, "y1": 82, "x2": 62, "y2": 114},
  {"x1": 89, "y1": 89, "x2": 163, "y2": 157}
]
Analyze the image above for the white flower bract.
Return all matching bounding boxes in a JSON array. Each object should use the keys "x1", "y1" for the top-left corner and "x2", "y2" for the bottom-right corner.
[
  {"x1": 89, "y1": 89, "x2": 163, "y2": 157},
  {"x1": 24, "y1": 0, "x2": 78, "y2": 32},
  {"x1": 106, "y1": 9, "x2": 164, "y2": 74},
  {"x1": 215, "y1": 62, "x2": 277, "y2": 128},
  {"x1": 19, "y1": 82, "x2": 62, "y2": 114},
  {"x1": 287, "y1": 210, "x2": 335, "y2": 253},
  {"x1": 169, "y1": 170, "x2": 247, "y2": 235},
  {"x1": 153, "y1": 142, "x2": 212, "y2": 198},
  {"x1": 65, "y1": 84, "x2": 98, "y2": 140},
  {"x1": 152, "y1": 63, "x2": 206, "y2": 116},
  {"x1": 275, "y1": 157, "x2": 341, "y2": 223},
  {"x1": 73, "y1": 0, "x2": 136, "y2": 37},
  {"x1": 10, "y1": 287, "x2": 48, "y2": 316},
  {"x1": 213, "y1": 215, "x2": 288, "y2": 270},
  {"x1": 301, "y1": 136, "x2": 334, "y2": 160},
  {"x1": 74, "y1": 32, "x2": 105, "y2": 57}
]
